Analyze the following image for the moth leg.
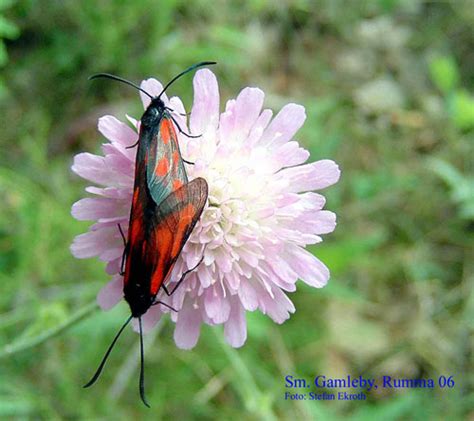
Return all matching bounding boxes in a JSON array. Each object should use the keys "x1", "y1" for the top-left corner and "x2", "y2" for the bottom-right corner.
[
  {"x1": 164, "y1": 106, "x2": 190, "y2": 117},
  {"x1": 119, "y1": 247, "x2": 128, "y2": 276},
  {"x1": 169, "y1": 114, "x2": 202, "y2": 139},
  {"x1": 117, "y1": 224, "x2": 128, "y2": 276},
  {"x1": 170, "y1": 113, "x2": 198, "y2": 163},
  {"x1": 161, "y1": 284, "x2": 170, "y2": 296},
  {"x1": 151, "y1": 300, "x2": 178, "y2": 312},
  {"x1": 162, "y1": 255, "x2": 205, "y2": 297},
  {"x1": 117, "y1": 224, "x2": 127, "y2": 246},
  {"x1": 126, "y1": 139, "x2": 139, "y2": 149}
]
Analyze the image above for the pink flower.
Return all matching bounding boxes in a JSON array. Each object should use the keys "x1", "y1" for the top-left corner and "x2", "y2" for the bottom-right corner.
[{"x1": 71, "y1": 69, "x2": 340, "y2": 349}]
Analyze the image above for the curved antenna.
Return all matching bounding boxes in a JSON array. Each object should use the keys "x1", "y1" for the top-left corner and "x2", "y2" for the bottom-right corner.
[
  {"x1": 83, "y1": 314, "x2": 133, "y2": 388},
  {"x1": 89, "y1": 73, "x2": 154, "y2": 99},
  {"x1": 138, "y1": 317, "x2": 150, "y2": 408},
  {"x1": 157, "y1": 61, "x2": 216, "y2": 99}
]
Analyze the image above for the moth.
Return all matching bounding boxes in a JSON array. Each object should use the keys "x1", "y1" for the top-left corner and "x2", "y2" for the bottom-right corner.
[{"x1": 84, "y1": 62, "x2": 215, "y2": 406}]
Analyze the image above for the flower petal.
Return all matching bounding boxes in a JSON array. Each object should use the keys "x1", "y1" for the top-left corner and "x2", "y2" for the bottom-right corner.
[
  {"x1": 244, "y1": 109, "x2": 273, "y2": 148},
  {"x1": 97, "y1": 276, "x2": 123, "y2": 310},
  {"x1": 71, "y1": 197, "x2": 128, "y2": 221},
  {"x1": 224, "y1": 298, "x2": 247, "y2": 347},
  {"x1": 276, "y1": 160, "x2": 341, "y2": 192},
  {"x1": 259, "y1": 104, "x2": 306, "y2": 148},
  {"x1": 174, "y1": 297, "x2": 202, "y2": 349},
  {"x1": 98, "y1": 115, "x2": 138, "y2": 147},
  {"x1": 168, "y1": 95, "x2": 188, "y2": 146},
  {"x1": 258, "y1": 285, "x2": 295, "y2": 323},
  {"x1": 272, "y1": 141, "x2": 310, "y2": 168},
  {"x1": 71, "y1": 153, "x2": 112, "y2": 186},
  {"x1": 204, "y1": 287, "x2": 231, "y2": 323},
  {"x1": 190, "y1": 69, "x2": 220, "y2": 134},
  {"x1": 286, "y1": 245, "x2": 330, "y2": 287},
  {"x1": 219, "y1": 88, "x2": 265, "y2": 143},
  {"x1": 140, "y1": 78, "x2": 165, "y2": 108},
  {"x1": 70, "y1": 227, "x2": 120, "y2": 259},
  {"x1": 238, "y1": 279, "x2": 259, "y2": 311},
  {"x1": 132, "y1": 306, "x2": 162, "y2": 334}
]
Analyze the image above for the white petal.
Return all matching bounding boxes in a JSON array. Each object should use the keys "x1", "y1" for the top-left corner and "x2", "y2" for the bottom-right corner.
[
  {"x1": 224, "y1": 298, "x2": 247, "y2": 347},
  {"x1": 72, "y1": 153, "x2": 112, "y2": 186},
  {"x1": 197, "y1": 263, "x2": 213, "y2": 288},
  {"x1": 234, "y1": 88, "x2": 265, "y2": 140},
  {"x1": 98, "y1": 115, "x2": 138, "y2": 147},
  {"x1": 71, "y1": 197, "x2": 127, "y2": 221},
  {"x1": 238, "y1": 280, "x2": 259, "y2": 311},
  {"x1": 244, "y1": 109, "x2": 273, "y2": 147},
  {"x1": 257, "y1": 284, "x2": 295, "y2": 324},
  {"x1": 190, "y1": 69, "x2": 220, "y2": 134},
  {"x1": 276, "y1": 160, "x2": 341, "y2": 192},
  {"x1": 97, "y1": 276, "x2": 123, "y2": 310},
  {"x1": 286, "y1": 245, "x2": 330, "y2": 287},
  {"x1": 106, "y1": 258, "x2": 120, "y2": 275},
  {"x1": 259, "y1": 104, "x2": 306, "y2": 148},
  {"x1": 174, "y1": 297, "x2": 202, "y2": 349},
  {"x1": 139, "y1": 78, "x2": 166, "y2": 108},
  {"x1": 132, "y1": 306, "x2": 162, "y2": 334},
  {"x1": 168, "y1": 95, "x2": 188, "y2": 148},
  {"x1": 204, "y1": 287, "x2": 231, "y2": 323},
  {"x1": 218, "y1": 99, "x2": 236, "y2": 142},
  {"x1": 272, "y1": 141, "x2": 310, "y2": 168}
]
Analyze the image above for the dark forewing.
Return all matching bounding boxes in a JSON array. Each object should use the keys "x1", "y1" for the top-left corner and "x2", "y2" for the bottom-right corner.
[
  {"x1": 149, "y1": 177, "x2": 208, "y2": 296},
  {"x1": 146, "y1": 114, "x2": 188, "y2": 206}
]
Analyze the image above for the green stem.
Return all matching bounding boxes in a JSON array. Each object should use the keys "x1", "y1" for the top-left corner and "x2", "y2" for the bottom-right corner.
[{"x1": 0, "y1": 301, "x2": 98, "y2": 359}]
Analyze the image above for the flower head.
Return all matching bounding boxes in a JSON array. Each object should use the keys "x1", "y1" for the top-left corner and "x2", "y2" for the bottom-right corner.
[{"x1": 71, "y1": 69, "x2": 340, "y2": 349}]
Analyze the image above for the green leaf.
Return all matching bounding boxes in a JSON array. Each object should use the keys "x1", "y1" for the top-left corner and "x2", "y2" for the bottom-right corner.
[
  {"x1": 0, "y1": 15, "x2": 19, "y2": 39},
  {"x1": 428, "y1": 157, "x2": 474, "y2": 219},
  {"x1": 0, "y1": 42, "x2": 6, "y2": 67},
  {"x1": 429, "y1": 56, "x2": 459, "y2": 94},
  {"x1": 0, "y1": 0, "x2": 17, "y2": 11},
  {"x1": 449, "y1": 90, "x2": 474, "y2": 130}
]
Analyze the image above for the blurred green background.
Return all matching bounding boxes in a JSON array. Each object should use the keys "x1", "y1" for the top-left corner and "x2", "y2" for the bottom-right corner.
[{"x1": 0, "y1": 0, "x2": 473, "y2": 419}]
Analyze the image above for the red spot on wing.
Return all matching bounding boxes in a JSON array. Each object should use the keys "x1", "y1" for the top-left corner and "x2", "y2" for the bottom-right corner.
[
  {"x1": 124, "y1": 197, "x2": 145, "y2": 286},
  {"x1": 129, "y1": 189, "x2": 143, "y2": 247},
  {"x1": 173, "y1": 179, "x2": 183, "y2": 190},
  {"x1": 130, "y1": 215, "x2": 142, "y2": 245},
  {"x1": 155, "y1": 157, "x2": 170, "y2": 177},
  {"x1": 172, "y1": 151, "x2": 179, "y2": 164},
  {"x1": 149, "y1": 214, "x2": 174, "y2": 294},
  {"x1": 160, "y1": 118, "x2": 176, "y2": 145},
  {"x1": 132, "y1": 187, "x2": 140, "y2": 206}
]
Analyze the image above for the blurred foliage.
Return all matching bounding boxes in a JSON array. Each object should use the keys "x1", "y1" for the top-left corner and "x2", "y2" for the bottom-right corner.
[
  {"x1": 0, "y1": 0, "x2": 19, "y2": 97},
  {"x1": 0, "y1": 0, "x2": 473, "y2": 419},
  {"x1": 429, "y1": 54, "x2": 474, "y2": 130}
]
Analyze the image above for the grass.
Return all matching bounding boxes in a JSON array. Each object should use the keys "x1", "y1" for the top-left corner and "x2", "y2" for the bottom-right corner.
[{"x1": 0, "y1": 0, "x2": 472, "y2": 419}]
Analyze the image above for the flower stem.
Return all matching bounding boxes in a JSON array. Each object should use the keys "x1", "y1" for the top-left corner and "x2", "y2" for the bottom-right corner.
[{"x1": 0, "y1": 301, "x2": 98, "y2": 360}]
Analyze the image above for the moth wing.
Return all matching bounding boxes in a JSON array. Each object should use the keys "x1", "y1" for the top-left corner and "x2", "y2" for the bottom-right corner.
[
  {"x1": 146, "y1": 115, "x2": 188, "y2": 206},
  {"x1": 122, "y1": 185, "x2": 150, "y2": 289},
  {"x1": 149, "y1": 177, "x2": 208, "y2": 296}
]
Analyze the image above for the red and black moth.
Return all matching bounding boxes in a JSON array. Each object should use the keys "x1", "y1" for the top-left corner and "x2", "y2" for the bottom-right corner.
[{"x1": 83, "y1": 62, "x2": 216, "y2": 406}]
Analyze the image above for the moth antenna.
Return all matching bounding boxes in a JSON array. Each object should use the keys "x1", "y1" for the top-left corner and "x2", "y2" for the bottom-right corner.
[
  {"x1": 157, "y1": 61, "x2": 216, "y2": 99},
  {"x1": 83, "y1": 315, "x2": 133, "y2": 388},
  {"x1": 89, "y1": 73, "x2": 154, "y2": 99},
  {"x1": 138, "y1": 317, "x2": 150, "y2": 408}
]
